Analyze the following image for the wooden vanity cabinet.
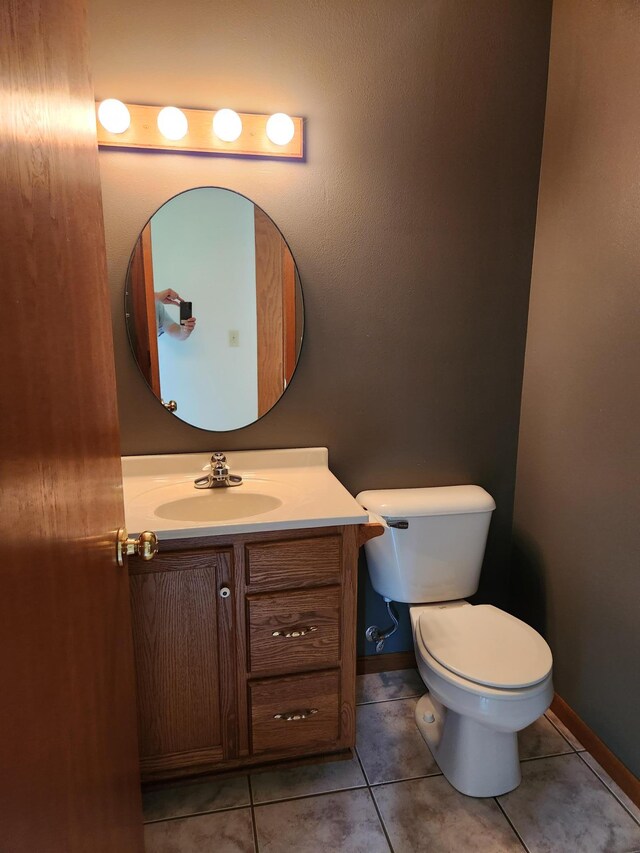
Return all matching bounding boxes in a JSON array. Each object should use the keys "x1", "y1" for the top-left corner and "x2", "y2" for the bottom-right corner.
[{"x1": 128, "y1": 524, "x2": 363, "y2": 782}]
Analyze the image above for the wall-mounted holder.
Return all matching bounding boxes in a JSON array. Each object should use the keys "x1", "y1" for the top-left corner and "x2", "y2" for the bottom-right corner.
[{"x1": 95, "y1": 101, "x2": 304, "y2": 159}]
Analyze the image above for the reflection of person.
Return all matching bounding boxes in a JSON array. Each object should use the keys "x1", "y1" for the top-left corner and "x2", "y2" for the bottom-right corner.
[{"x1": 155, "y1": 288, "x2": 197, "y2": 340}]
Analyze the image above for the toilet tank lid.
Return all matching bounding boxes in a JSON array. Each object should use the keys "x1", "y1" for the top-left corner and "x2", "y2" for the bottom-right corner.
[{"x1": 356, "y1": 486, "x2": 495, "y2": 517}]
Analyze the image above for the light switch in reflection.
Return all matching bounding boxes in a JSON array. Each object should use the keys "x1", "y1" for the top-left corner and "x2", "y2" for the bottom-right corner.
[{"x1": 228, "y1": 330, "x2": 240, "y2": 347}]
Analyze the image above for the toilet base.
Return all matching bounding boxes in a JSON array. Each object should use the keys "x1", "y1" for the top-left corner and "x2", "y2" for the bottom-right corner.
[{"x1": 415, "y1": 694, "x2": 521, "y2": 797}]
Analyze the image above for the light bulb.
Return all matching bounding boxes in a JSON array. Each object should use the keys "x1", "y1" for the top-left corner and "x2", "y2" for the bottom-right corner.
[
  {"x1": 97, "y1": 99, "x2": 130, "y2": 134},
  {"x1": 213, "y1": 108, "x2": 243, "y2": 142},
  {"x1": 266, "y1": 113, "x2": 295, "y2": 146},
  {"x1": 157, "y1": 107, "x2": 188, "y2": 141}
]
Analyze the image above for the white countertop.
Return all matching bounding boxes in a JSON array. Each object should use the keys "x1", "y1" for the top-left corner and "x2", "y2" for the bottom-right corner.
[{"x1": 122, "y1": 447, "x2": 368, "y2": 539}]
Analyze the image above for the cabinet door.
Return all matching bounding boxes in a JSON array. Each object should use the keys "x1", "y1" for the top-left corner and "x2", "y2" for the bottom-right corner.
[{"x1": 129, "y1": 549, "x2": 236, "y2": 778}]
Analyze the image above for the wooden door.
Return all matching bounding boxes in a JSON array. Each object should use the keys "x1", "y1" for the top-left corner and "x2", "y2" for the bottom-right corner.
[{"x1": 0, "y1": 1, "x2": 144, "y2": 851}]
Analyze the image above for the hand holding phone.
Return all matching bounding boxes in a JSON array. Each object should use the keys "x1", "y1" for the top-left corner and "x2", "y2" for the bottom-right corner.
[{"x1": 180, "y1": 301, "x2": 193, "y2": 326}]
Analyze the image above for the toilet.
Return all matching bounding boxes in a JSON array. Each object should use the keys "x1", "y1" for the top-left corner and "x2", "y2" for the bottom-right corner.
[{"x1": 356, "y1": 485, "x2": 553, "y2": 798}]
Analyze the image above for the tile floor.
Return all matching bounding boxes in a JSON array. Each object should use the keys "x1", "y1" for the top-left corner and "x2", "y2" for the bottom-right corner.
[{"x1": 143, "y1": 669, "x2": 640, "y2": 853}]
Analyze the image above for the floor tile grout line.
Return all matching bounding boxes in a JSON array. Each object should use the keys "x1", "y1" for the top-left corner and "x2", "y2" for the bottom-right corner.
[
  {"x1": 576, "y1": 751, "x2": 640, "y2": 828},
  {"x1": 519, "y1": 751, "x2": 587, "y2": 765},
  {"x1": 520, "y1": 749, "x2": 576, "y2": 763},
  {"x1": 368, "y1": 785, "x2": 396, "y2": 853},
  {"x1": 355, "y1": 746, "x2": 395, "y2": 853},
  {"x1": 543, "y1": 710, "x2": 585, "y2": 752},
  {"x1": 247, "y1": 775, "x2": 260, "y2": 853},
  {"x1": 355, "y1": 740, "x2": 443, "y2": 788},
  {"x1": 356, "y1": 693, "x2": 423, "y2": 707},
  {"x1": 368, "y1": 772, "x2": 443, "y2": 787},
  {"x1": 494, "y1": 796, "x2": 532, "y2": 853},
  {"x1": 354, "y1": 744, "x2": 374, "y2": 787},
  {"x1": 142, "y1": 800, "x2": 251, "y2": 825},
  {"x1": 249, "y1": 783, "x2": 369, "y2": 808}
]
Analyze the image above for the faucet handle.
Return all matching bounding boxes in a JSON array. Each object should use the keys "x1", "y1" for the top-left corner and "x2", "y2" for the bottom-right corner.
[{"x1": 209, "y1": 452, "x2": 230, "y2": 482}]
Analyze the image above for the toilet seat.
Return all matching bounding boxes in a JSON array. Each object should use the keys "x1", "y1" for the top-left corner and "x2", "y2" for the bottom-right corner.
[{"x1": 418, "y1": 604, "x2": 552, "y2": 689}]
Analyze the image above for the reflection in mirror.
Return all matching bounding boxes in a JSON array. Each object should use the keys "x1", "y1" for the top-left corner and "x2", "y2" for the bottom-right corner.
[{"x1": 125, "y1": 188, "x2": 303, "y2": 431}]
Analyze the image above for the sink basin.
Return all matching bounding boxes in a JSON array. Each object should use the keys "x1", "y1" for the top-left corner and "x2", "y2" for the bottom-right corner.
[
  {"x1": 128, "y1": 474, "x2": 298, "y2": 529},
  {"x1": 155, "y1": 491, "x2": 283, "y2": 523}
]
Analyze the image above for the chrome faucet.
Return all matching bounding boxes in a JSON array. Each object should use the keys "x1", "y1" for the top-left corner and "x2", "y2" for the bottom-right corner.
[{"x1": 194, "y1": 452, "x2": 243, "y2": 489}]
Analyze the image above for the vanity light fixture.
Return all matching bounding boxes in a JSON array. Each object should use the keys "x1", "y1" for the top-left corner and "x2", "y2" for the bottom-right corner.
[
  {"x1": 97, "y1": 98, "x2": 131, "y2": 134},
  {"x1": 212, "y1": 108, "x2": 243, "y2": 142},
  {"x1": 266, "y1": 113, "x2": 295, "y2": 146},
  {"x1": 95, "y1": 101, "x2": 304, "y2": 159},
  {"x1": 157, "y1": 106, "x2": 189, "y2": 141}
]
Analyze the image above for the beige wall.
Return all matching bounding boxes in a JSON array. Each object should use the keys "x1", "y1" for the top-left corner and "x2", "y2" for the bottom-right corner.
[
  {"x1": 514, "y1": 0, "x2": 640, "y2": 775},
  {"x1": 89, "y1": 0, "x2": 551, "y2": 638}
]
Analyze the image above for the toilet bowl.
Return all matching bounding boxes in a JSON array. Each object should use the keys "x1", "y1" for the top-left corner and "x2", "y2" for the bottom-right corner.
[
  {"x1": 356, "y1": 485, "x2": 554, "y2": 798},
  {"x1": 410, "y1": 602, "x2": 553, "y2": 797}
]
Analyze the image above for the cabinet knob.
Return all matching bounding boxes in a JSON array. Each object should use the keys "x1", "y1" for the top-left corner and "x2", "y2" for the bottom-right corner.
[{"x1": 219, "y1": 586, "x2": 231, "y2": 598}]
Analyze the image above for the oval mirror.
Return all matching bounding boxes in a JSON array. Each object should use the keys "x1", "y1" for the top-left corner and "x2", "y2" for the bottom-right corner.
[{"x1": 125, "y1": 187, "x2": 304, "y2": 431}]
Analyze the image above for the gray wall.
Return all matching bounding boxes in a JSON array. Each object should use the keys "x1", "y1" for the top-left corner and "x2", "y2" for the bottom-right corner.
[
  {"x1": 513, "y1": 0, "x2": 640, "y2": 775},
  {"x1": 89, "y1": 0, "x2": 552, "y2": 651}
]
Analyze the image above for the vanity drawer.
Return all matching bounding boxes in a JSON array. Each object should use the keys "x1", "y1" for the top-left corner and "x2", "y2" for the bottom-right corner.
[
  {"x1": 247, "y1": 586, "x2": 341, "y2": 676},
  {"x1": 249, "y1": 671, "x2": 340, "y2": 754},
  {"x1": 245, "y1": 535, "x2": 341, "y2": 590}
]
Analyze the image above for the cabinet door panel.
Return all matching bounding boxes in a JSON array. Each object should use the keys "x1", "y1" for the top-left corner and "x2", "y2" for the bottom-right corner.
[
  {"x1": 247, "y1": 586, "x2": 341, "y2": 675},
  {"x1": 130, "y1": 549, "x2": 235, "y2": 764}
]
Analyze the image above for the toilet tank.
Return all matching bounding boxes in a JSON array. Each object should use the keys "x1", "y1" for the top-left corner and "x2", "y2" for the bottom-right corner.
[{"x1": 356, "y1": 486, "x2": 496, "y2": 603}]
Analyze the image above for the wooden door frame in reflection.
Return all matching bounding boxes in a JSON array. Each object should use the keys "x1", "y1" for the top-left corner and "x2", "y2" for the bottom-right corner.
[
  {"x1": 283, "y1": 245, "x2": 297, "y2": 385},
  {"x1": 128, "y1": 225, "x2": 160, "y2": 396},
  {"x1": 255, "y1": 207, "x2": 298, "y2": 416}
]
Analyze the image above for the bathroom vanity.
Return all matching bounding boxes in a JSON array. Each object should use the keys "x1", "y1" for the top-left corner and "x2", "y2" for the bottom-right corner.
[{"x1": 122, "y1": 449, "x2": 377, "y2": 782}]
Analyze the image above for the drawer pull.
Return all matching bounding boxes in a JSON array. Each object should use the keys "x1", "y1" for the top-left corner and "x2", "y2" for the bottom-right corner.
[
  {"x1": 273, "y1": 708, "x2": 319, "y2": 721},
  {"x1": 271, "y1": 625, "x2": 318, "y2": 639}
]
